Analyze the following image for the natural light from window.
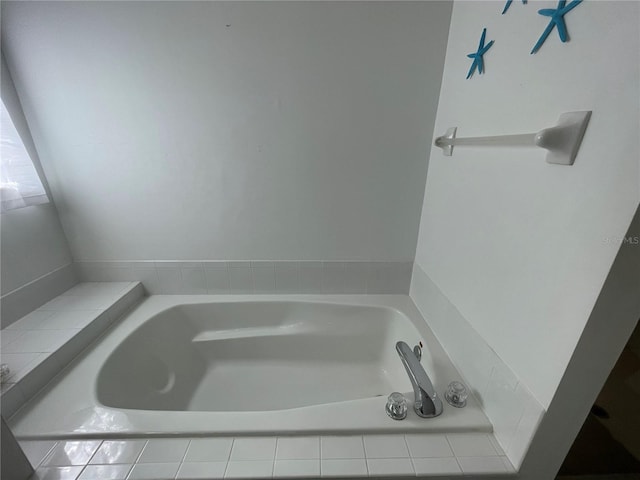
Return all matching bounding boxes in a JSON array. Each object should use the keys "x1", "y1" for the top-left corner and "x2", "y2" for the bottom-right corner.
[{"x1": 0, "y1": 99, "x2": 49, "y2": 212}]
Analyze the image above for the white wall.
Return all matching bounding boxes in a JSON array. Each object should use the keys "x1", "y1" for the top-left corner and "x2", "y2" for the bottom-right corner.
[
  {"x1": 1, "y1": 1, "x2": 452, "y2": 263},
  {"x1": 0, "y1": 54, "x2": 74, "y2": 296},
  {"x1": 522, "y1": 204, "x2": 640, "y2": 479},
  {"x1": 414, "y1": 0, "x2": 639, "y2": 409}
]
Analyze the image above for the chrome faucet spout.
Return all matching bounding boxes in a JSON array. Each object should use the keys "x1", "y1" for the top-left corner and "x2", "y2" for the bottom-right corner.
[{"x1": 395, "y1": 341, "x2": 443, "y2": 418}]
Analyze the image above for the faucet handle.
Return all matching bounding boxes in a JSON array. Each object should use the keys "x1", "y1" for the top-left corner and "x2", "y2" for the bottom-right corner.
[
  {"x1": 413, "y1": 344, "x2": 422, "y2": 361},
  {"x1": 385, "y1": 392, "x2": 408, "y2": 420},
  {"x1": 445, "y1": 381, "x2": 468, "y2": 408}
]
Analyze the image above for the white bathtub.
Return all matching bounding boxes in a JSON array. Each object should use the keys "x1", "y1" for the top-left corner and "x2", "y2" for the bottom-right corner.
[{"x1": 10, "y1": 295, "x2": 491, "y2": 439}]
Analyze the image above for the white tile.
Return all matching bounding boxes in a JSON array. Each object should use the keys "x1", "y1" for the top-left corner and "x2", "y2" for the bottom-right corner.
[
  {"x1": 0, "y1": 381, "x2": 25, "y2": 417},
  {"x1": 488, "y1": 434, "x2": 506, "y2": 456},
  {"x1": 0, "y1": 352, "x2": 41, "y2": 382},
  {"x1": 228, "y1": 264, "x2": 253, "y2": 294},
  {"x1": 126, "y1": 462, "x2": 180, "y2": 479},
  {"x1": 32, "y1": 466, "x2": 84, "y2": 480},
  {"x1": 63, "y1": 282, "x2": 130, "y2": 297},
  {"x1": 252, "y1": 263, "x2": 276, "y2": 293},
  {"x1": 19, "y1": 440, "x2": 58, "y2": 468},
  {"x1": 500, "y1": 456, "x2": 516, "y2": 473},
  {"x1": 320, "y1": 436, "x2": 364, "y2": 459},
  {"x1": 342, "y1": 263, "x2": 369, "y2": 294},
  {"x1": 18, "y1": 355, "x2": 64, "y2": 400},
  {"x1": 137, "y1": 439, "x2": 189, "y2": 463},
  {"x1": 1, "y1": 329, "x2": 76, "y2": 353},
  {"x1": 388, "y1": 262, "x2": 412, "y2": 294},
  {"x1": 410, "y1": 265, "x2": 449, "y2": 323},
  {"x1": 447, "y1": 433, "x2": 499, "y2": 457},
  {"x1": 52, "y1": 327, "x2": 99, "y2": 370},
  {"x1": 363, "y1": 435, "x2": 409, "y2": 458},
  {"x1": 322, "y1": 263, "x2": 344, "y2": 294},
  {"x1": 40, "y1": 310, "x2": 103, "y2": 330},
  {"x1": 42, "y1": 441, "x2": 102, "y2": 466},
  {"x1": 488, "y1": 361, "x2": 519, "y2": 392},
  {"x1": 274, "y1": 263, "x2": 299, "y2": 293},
  {"x1": 184, "y1": 438, "x2": 233, "y2": 462},
  {"x1": 60, "y1": 283, "x2": 104, "y2": 296},
  {"x1": 320, "y1": 459, "x2": 367, "y2": 477},
  {"x1": 182, "y1": 267, "x2": 207, "y2": 294},
  {"x1": 132, "y1": 265, "x2": 161, "y2": 295},
  {"x1": 224, "y1": 460, "x2": 273, "y2": 478},
  {"x1": 443, "y1": 302, "x2": 495, "y2": 397},
  {"x1": 177, "y1": 462, "x2": 227, "y2": 479},
  {"x1": 230, "y1": 437, "x2": 276, "y2": 461},
  {"x1": 79, "y1": 464, "x2": 133, "y2": 480},
  {"x1": 366, "y1": 458, "x2": 414, "y2": 477},
  {"x1": 366, "y1": 262, "x2": 389, "y2": 294},
  {"x1": 404, "y1": 434, "x2": 454, "y2": 458},
  {"x1": 1, "y1": 329, "x2": 26, "y2": 348},
  {"x1": 7, "y1": 310, "x2": 55, "y2": 330},
  {"x1": 412, "y1": 457, "x2": 462, "y2": 476},
  {"x1": 298, "y1": 263, "x2": 323, "y2": 293},
  {"x1": 38, "y1": 294, "x2": 110, "y2": 311},
  {"x1": 457, "y1": 456, "x2": 509, "y2": 474},
  {"x1": 273, "y1": 459, "x2": 320, "y2": 478},
  {"x1": 76, "y1": 263, "x2": 133, "y2": 282},
  {"x1": 276, "y1": 437, "x2": 320, "y2": 460},
  {"x1": 368, "y1": 262, "x2": 412, "y2": 294},
  {"x1": 90, "y1": 440, "x2": 146, "y2": 465},
  {"x1": 204, "y1": 263, "x2": 229, "y2": 293},
  {"x1": 481, "y1": 381, "x2": 524, "y2": 449},
  {"x1": 156, "y1": 266, "x2": 183, "y2": 294},
  {"x1": 0, "y1": 380, "x2": 16, "y2": 395},
  {"x1": 505, "y1": 388, "x2": 545, "y2": 469}
]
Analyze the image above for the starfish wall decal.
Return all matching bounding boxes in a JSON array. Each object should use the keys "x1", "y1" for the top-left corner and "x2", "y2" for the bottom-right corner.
[
  {"x1": 466, "y1": 28, "x2": 495, "y2": 79},
  {"x1": 501, "y1": 0, "x2": 527, "y2": 15},
  {"x1": 531, "y1": 0, "x2": 583, "y2": 54}
]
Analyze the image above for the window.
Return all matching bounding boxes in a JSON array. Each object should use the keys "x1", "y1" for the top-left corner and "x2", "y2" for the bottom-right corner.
[{"x1": 0, "y1": 99, "x2": 49, "y2": 212}]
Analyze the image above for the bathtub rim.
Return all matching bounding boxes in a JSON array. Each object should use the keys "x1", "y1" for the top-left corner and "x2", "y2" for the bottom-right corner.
[{"x1": 9, "y1": 294, "x2": 493, "y2": 439}]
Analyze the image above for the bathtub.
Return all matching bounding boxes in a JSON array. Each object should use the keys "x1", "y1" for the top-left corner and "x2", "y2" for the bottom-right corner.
[{"x1": 9, "y1": 295, "x2": 491, "y2": 439}]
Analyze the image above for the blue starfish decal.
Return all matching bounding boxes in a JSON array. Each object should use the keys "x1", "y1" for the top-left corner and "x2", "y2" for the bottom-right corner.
[
  {"x1": 466, "y1": 28, "x2": 494, "y2": 79},
  {"x1": 531, "y1": 0, "x2": 583, "y2": 54},
  {"x1": 502, "y1": 0, "x2": 527, "y2": 15}
]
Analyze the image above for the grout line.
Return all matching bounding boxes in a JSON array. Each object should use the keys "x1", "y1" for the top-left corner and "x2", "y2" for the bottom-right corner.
[
  {"x1": 85, "y1": 440, "x2": 103, "y2": 466},
  {"x1": 0, "y1": 263, "x2": 75, "y2": 299},
  {"x1": 401, "y1": 434, "x2": 411, "y2": 458},
  {"x1": 453, "y1": 455, "x2": 464, "y2": 475},
  {"x1": 179, "y1": 439, "x2": 192, "y2": 464}
]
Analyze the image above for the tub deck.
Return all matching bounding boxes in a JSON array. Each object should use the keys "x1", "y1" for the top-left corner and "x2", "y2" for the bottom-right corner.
[{"x1": 9, "y1": 295, "x2": 492, "y2": 439}]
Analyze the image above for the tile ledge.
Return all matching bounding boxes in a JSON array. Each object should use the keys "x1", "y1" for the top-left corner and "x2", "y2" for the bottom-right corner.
[{"x1": 1, "y1": 282, "x2": 144, "y2": 419}]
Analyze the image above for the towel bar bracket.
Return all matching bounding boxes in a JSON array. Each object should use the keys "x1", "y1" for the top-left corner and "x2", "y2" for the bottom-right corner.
[{"x1": 434, "y1": 111, "x2": 591, "y2": 166}]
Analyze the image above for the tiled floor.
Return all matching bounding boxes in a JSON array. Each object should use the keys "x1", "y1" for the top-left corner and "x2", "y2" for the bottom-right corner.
[{"x1": 23, "y1": 433, "x2": 515, "y2": 479}]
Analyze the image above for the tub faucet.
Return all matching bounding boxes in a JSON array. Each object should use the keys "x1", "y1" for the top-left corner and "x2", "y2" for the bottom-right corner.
[{"x1": 395, "y1": 341, "x2": 443, "y2": 418}]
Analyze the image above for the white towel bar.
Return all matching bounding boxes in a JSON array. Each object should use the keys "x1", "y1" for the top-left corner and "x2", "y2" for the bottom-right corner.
[{"x1": 434, "y1": 111, "x2": 591, "y2": 165}]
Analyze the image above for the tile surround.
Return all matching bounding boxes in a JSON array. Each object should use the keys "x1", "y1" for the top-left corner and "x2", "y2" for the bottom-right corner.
[
  {"x1": 74, "y1": 261, "x2": 413, "y2": 295},
  {"x1": 90, "y1": 440, "x2": 146, "y2": 465},
  {"x1": 138, "y1": 439, "x2": 190, "y2": 464},
  {"x1": 1, "y1": 263, "x2": 78, "y2": 329},
  {"x1": 320, "y1": 436, "x2": 365, "y2": 459},
  {"x1": 0, "y1": 282, "x2": 144, "y2": 419},
  {"x1": 3, "y1": 276, "x2": 522, "y2": 479},
  {"x1": 410, "y1": 263, "x2": 545, "y2": 470},
  {"x1": 183, "y1": 438, "x2": 233, "y2": 463},
  {"x1": 177, "y1": 461, "x2": 227, "y2": 479},
  {"x1": 21, "y1": 434, "x2": 515, "y2": 480},
  {"x1": 276, "y1": 437, "x2": 320, "y2": 460},
  {"x1": 362, "y1": 435, "x2": 409, "y2": 459}
]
